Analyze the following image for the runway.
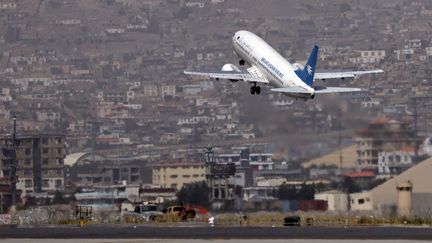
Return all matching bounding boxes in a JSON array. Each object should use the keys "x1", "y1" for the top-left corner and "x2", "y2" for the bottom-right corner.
[
  {"x1": 0, "y1": 240, "x2": 429, "y2": 243},
  {"x1": 1, "y1": 225, "x2": 432, "y2": 240}
]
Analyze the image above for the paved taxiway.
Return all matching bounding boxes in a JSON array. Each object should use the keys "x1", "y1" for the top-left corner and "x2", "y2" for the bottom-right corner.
[{"x1": 1, "y1": 226, "x2": 432, "y2": 240}]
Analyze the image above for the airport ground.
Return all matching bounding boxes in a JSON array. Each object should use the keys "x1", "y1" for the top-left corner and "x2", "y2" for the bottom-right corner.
[
  {"x1": 0, "y1": 240, "x2": 429, "y2": 243},
  {"x1": 1, "y1": 225, "x2": 432, "y2": 241}
]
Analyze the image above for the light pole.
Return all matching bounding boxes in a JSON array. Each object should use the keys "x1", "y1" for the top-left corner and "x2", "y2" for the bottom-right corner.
[{"x1": 10, "y1": 115, "x2": 17, "y2": 211}]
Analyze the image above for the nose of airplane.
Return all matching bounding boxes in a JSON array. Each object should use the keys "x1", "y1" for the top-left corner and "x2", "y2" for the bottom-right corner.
[
  {"x1": 233, "y1": 31, "x2": 239, "y2": 39},
  {"x1": 233, "y1": 30, "x2": 246, "y2": 43}
]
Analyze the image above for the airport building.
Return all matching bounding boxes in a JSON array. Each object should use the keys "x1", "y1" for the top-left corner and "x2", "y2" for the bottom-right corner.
[
  {"x1": 314, "y1": 190, "x2": 349, "y2": 211},
  {"x1": 311, "y1": 155, "x2": 432, "y2": 216},
  {"x1": 343, "y1": 156, "x2": 432, "y2": 216}
]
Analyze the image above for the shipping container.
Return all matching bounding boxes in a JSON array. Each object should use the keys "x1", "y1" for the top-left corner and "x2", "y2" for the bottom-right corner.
[
  {"x1": 299, "y1": 200, "x2": 327, "y2": 211},
  {"x1": 290, "y1": 200, "x2": 299, "y2": 211}
]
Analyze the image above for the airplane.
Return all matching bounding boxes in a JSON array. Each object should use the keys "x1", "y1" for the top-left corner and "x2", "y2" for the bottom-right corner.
[{"x1": 184, "y1": 30, "x2": 384, "y2": 100}]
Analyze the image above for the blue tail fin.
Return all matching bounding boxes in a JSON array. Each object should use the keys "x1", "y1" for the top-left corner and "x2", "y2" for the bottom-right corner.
[{"x1": 294, "y1": 45, "x2": 319, "y2": 87}]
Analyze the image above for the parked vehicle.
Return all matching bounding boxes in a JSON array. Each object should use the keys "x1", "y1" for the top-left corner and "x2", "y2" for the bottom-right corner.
[
  {"x1": 163, "y1": 206, "x2": 196, "y2": 221},
  {"x1": 283, "y1": 215, "x2": 301, "y2": 226},
  {"x1": 132, "y1": 204, "x2": 163, "y2": 221}
]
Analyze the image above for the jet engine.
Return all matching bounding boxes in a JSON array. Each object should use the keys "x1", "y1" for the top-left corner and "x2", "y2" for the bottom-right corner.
[
  {"x1": 221, "y1": 63, "x2": 241, "y2": 82},
  {"x1": 221, "y1": 63, "x2": 241, "y2": 72}
]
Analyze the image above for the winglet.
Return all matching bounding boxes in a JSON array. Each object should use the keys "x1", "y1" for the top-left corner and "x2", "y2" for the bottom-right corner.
[{"x1": 295, "y1": 45, "x2": 319, "y2": 87}]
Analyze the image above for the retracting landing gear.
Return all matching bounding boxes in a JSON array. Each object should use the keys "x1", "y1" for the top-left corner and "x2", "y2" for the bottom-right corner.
[
  {"x1": 239, "y1": 59, "x2": 245, "y2": 66},
  {"x1": 250, "y1": 83, "x2": 261, "y2": 95}
]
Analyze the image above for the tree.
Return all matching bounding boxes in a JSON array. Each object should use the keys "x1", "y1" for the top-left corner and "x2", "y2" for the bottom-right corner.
[
  {"x1": 315, "y1": 182, "x2": 327, "y2": 193},
  {"x1": 277, "y1": 183, "x2": 316, "y2": 200},
  {"x1": 176, "y1": 181, "x2": 210, "y2": 207},
  {"x1": 342, "y1": 177, "x2": 361, "y2": 193},
  {"x1": 52, "y1": 190, "x2": 67, "y2": 204},
  {"x1": 24, "y1": 196, "x2": 36, "y2": 206},
  {"x1": 277, "y1": 183, "x2": 298, "y2": 200},
  {"x1": 298, "y1": 183, "x2": 315, "y2": 200}
]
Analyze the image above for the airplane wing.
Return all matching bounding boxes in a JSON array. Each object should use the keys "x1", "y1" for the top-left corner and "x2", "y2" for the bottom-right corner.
[
  {"x1": 271, "y1": 86, "x2": 361, "y2": 94},
  {"x1": 314, "y1": 86, "x2": 362, "y2": 93},
  {"x1": 314, "y1": 69, "x2": 384, "y2": 80},
  {"x1": 184, "y1": 70, "x2": 270, "y2": 84}
]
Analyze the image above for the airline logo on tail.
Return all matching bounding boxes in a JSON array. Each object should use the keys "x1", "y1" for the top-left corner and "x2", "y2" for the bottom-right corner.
[
  {"x1": 306, "y1": 65, "x2": 313, "y2": 76},
  {"x1": 294, "y1": 45, "x2": 318, "y2": 87}
]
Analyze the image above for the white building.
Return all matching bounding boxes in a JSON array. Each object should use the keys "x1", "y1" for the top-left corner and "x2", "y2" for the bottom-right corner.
[
  {"x1": 425, "y1": 47, "x2": 432, "y2": 56},
  {"x1": 143, "y1": 84, "x2": 158, "y2": 97},
  {"x1": 161, "y1": 84, "x2": 176, "y2": 97},
  {"x1": 215, "y1": 152, "x2": 274, "y2": 170},
  {"x1": 315, "y1": 190, "x2": 349, "y2": 211},
  {"x1": 350, "y1": 50, "x2": 386, "y2": 64},
  {"x1": 394, "y1": 49, "x2": 415, "y2": 61},
  {"x1": 182, "y1": 84, "x2": 202, "y2": 96},
  {"x1": 361, "y1": 99, "x2": 382, "y2": 108},
  {"x1": 177, "y1": 116, "x2": 211, "y2": 125},
  {"x1": 242, "y1": 186, "x2": 276, "y2": 201},
  {"x1": 378, "y1": 149, "x2": 415, "y2": 175},
  {"x1": 350, "y1": 191, "x2": 373, "y2": 211},
  {"x1": 421, "y1": 137, "x2": 432, "y2": 156},
  {"x1": 256, "y1": 177, "x2": 287, "y2": 187}
]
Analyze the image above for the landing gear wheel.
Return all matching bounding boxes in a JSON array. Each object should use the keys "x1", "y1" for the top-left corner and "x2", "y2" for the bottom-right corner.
[
  {"x1": 239, "y1": 59, "x2": 245, "y2": 66},
  {"x1": 250, "y1": 86, "x2": 256, "y2": 94},
  {"x1": 255, "y1": 86, "x2": 261, "y2": 95}
]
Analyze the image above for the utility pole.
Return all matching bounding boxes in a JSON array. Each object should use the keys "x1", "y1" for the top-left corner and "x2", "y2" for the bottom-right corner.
[
  {"x1": 413, "y1": 97, "x2": 419, "y2": 159},
  {"x1": 409, "y1": 96, "x2": 431, "y2": 160},
  {"x1": 339, "y1": 108, "x2": 343, "y2": 171},
  {"x1": 0, "y1": 193, "x2": 3, "y2": 214},
  {"x1": 338, "y1": 107, "x2": 345, "y2": 193},
  {"x1": 9, "y1": 115, "x2": 17, "y2": 211}
]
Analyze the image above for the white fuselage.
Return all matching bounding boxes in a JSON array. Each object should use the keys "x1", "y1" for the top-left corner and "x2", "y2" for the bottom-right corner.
[{"x1": 232, "y1": 30, "x2": 314, "y2": 98}]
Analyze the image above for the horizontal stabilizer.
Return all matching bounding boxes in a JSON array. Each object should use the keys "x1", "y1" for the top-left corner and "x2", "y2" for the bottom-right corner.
[
  {"x1": 271, "y1": 87, "x2": 311, "y2": 94},
  {"x1": 314, "y1": 87, "x2": 362, "y2": 93}
]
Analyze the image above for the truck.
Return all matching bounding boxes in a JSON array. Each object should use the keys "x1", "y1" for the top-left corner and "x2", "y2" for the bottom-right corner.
[
  {"x1": 123, "y1": 203, "x2": 163, "y2": 222},
  {"x1": 134, "y1": 204, "x2": 163, "y2": 221},
  {"x1": 163, "y1": 205, "x2": 196, "y2": 221}
]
